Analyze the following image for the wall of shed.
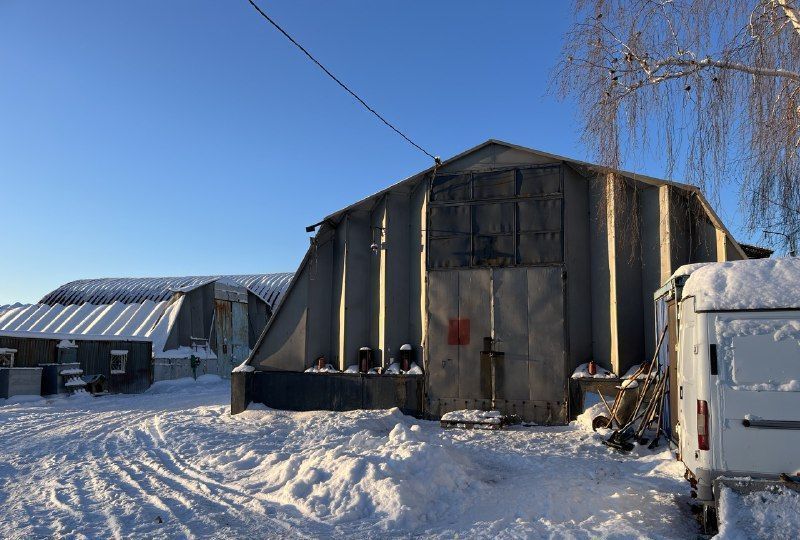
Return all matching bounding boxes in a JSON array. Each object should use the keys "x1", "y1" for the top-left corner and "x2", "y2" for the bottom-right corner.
[{"x1": 0, "y1": 335, "x2": 152, "y2": 393}]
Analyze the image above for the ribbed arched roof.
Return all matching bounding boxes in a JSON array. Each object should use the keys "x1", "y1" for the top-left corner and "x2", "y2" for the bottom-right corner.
[{"x1": 40, "y1": 273, "x2": 294, "y2": 308}]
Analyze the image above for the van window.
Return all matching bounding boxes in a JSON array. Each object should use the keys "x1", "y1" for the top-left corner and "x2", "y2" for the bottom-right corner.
[{"x1": 715, "y1": 317, "x2": 800, "y2": 391}]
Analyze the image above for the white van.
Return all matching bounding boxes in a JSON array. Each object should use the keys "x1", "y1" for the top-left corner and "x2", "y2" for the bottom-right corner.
[{"x1": 671, "y1": 258, "x2": 800, "y2": 530}]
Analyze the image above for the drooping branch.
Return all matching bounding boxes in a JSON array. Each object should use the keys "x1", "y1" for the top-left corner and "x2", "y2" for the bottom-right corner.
[{"x1": 555, "y1": 0, "x2": 800, "y2": 253}]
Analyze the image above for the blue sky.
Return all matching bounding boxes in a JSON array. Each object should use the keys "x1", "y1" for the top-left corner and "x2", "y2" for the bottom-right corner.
[{"x1": 0, "y1": 1, "x2": 747, "y2": 304}]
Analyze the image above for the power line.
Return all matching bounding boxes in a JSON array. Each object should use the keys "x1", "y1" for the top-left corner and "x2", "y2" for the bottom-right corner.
[{"x1": 245, "y1": 0, "x2": 440, "y2": 164}]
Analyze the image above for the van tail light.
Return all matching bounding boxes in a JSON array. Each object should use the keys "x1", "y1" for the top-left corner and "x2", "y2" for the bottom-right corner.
[{"x1": 697, "y1": 400, "x2": 710, "y2": 451}]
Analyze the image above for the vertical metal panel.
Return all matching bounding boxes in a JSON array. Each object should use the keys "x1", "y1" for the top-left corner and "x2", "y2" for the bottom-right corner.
[
  {"x1": 306, "y1": 227, "x2": 334, "y2": 366},
  {"x1": 384, "y1": 192, "x2": 411, "y2": 358},
  {"x1": 214, "y1": 300, "x2": 233, "y2": 367},
  {"x1": 562, "y1": 166, "x2": 592, "y2": 372},
  {"x1": 527, "y1": 267, "x2": 566, "y2": 403},
  {"x1": 491, "y1": 268, "x2": 529, "y2": 400},
  {"x1": 330, "y1": 220, "x2": 347, "y2": 367},
  {"x1": 231, "y1": 301, "x2": 249, "y2": 366},
  {"x1": 426, "y1": 270, "x2": 459, "y2": 399},
  {"x1": 457, "y1": 269, "x2": 491, "y2": 399},
  {"x1": 342, "y1": 210, "x2": 372, "y2": 368}
]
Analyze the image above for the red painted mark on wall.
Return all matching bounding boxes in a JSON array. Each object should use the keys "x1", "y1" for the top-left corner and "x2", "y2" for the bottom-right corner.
[{"x1": 448, "y1": 318, "x2": 470, "y2": 345}]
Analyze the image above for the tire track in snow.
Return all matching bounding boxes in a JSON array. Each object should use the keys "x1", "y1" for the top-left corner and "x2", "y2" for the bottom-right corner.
[{"x1": 140, "y1": 413, "x2": 310, "y2": 538}]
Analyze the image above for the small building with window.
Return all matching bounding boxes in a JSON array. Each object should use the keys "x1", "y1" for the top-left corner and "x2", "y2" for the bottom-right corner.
[{"x1": 241, "y1": 140, "x2": 751, "y2": 423}]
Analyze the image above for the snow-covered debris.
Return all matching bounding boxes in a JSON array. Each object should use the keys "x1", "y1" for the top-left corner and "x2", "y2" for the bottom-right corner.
[
  {"x1": 441, "y1": 409, "x2": 503, "y2": 425},
  {"x1": 571, "y1": 362, "x2": 616, "y2": 379},
  {"x1": 344, "y1": 364, "x2": 359, "y2": 373},
  {"x1": 680, "y1": 258, "x2": 800, "y2": 311},
  {"x1": 716, "y1": 484, "x2": 800, "y2": 539}
]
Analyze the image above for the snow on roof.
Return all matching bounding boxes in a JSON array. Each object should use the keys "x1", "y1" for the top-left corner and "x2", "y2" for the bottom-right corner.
[
  {"x1": 0, "y1": 298, "x2": 182, "y2": 348},
  {"x1": 681, "y1": 258, "x2": 800, "y2": 311},
  {"x1": 39, "y1": 273, "x2": 294, "y2": 308}
]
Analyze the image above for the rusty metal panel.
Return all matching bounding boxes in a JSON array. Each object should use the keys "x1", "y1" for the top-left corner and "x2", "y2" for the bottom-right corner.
[
  {"x1": 231, "y1": 301, "x2": 249, "y2": 367},
  {"x1": 426, "y1": 270, "x2": 459, "y2": 399},
  {"x1": 214, "y1": 300, "x2": 233, "y2": 368},
  {"x1": 492, "y1": 268, "x2": 529, "y2": 401},
  {"x1": 527, "y1": 266, "x2": 566, "y2": 404},
  {"x1": 457, "y1": 269, "x2": 491, "y2": 400}
]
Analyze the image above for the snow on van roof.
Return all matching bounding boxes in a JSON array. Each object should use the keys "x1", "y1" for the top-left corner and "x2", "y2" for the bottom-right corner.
[{"x1": 680, "y1": 258, "x2": 800, "y2": 311}]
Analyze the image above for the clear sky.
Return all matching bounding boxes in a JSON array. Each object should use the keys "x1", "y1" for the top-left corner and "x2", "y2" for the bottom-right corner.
[{"x1": 0, "y1": 1, "x2": 749, "y2": 304}]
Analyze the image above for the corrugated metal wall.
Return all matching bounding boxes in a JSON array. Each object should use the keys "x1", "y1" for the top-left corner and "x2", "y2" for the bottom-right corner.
[{"x1": 248, "y1": 141, "x2": 747, "y2": 424}]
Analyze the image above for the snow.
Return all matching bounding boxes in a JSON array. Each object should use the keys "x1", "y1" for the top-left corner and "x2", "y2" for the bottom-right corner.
[
  {"x1": 571, "y1": 362, "x2": 616, "y2": 379},
  {"x1": 344, "y1": 364, "x2": 359, "y2": 374},
  {"x1": 714, "y1": 317, "x2": 800, "y2": 391},
  {"x1": 384, "y1": 361, "x2": 423, "y2": 375},
  {"x1": 441, "y1": 409, "x2": 504, "y2": 424},
  {"x1": 680, "y1": 257, "x2": 800, "y2": 311},
  {"x1": 304, "y1": 364, "x2": 339, "y2": 373},
  {"x1": 155, "y1": 345, "x2": 217, "y2": 361},
  {"x1": 406, "y1": 362, "x2": 423, "y2": 375},
  {"x1": 716, "y1": 484, "x2": 800, "y2": 539},
  {"x1": 0, "y1": 379, "x2": 702, "y2": 538},
  {"x1": 399, "y1": 343, "x2": 412, "y2": 351},
  {"x1": 57, "y1": 339, "x2": 77, "y2": 349},
  {"x1": 59, "y1": 368, "x2": 84, "y2": 376},
  {"x1": 621, "y1": 363, "x2": 655, "y2": 379},
  {"x1": 232, "y1": 362, "x2": 255, "y2": 373}
]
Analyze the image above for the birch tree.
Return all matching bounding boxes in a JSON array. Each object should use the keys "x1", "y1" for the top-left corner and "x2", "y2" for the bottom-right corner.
[{"x1": 556, "y1": 0, "x2": 800, "y2": 252}]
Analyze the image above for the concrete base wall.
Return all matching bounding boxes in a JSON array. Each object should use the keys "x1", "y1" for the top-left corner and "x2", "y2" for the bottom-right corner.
[{"x1": 232, "y1": 371, "x2": 424, "y2": 417}]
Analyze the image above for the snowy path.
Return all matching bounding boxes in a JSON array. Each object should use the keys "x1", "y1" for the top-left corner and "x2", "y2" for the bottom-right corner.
[{"x1": 0, "y1": 378, "x2": 699, "y2": 539}]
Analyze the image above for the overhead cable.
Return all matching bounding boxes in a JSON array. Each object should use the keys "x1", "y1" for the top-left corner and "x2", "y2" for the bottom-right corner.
[{"x1": 245, "y1": 0, "x2": 440, "y2": 164}]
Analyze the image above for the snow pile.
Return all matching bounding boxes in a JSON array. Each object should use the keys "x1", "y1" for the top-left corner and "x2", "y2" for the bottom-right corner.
[
  {"x1": 441, "y1": 409, "x2": 503, "y2": 425},
  {"x1": 344, "y1": 364, "x2": 359, "y2": 373},
  {"x1": 716, "y1": 485, "x2": 800, "y2": 539},
  {"x1": 571, "y1": 362, "x2": 616, "y2": 379},
  {"x1": 232, "y1": 361, "x2": 255, "y2": 373},
  {"x1": 305, "y1": 364, "x2": 339, "y2": 373},
  {"x1": 681, "y1": 258, "x2": 800, "y2": 311},
  {"x1": 384, "y1": 362, "x2": 423, "y2": 375},
  {"x1": 253, "y1": 416, "x2": 477, "y2": 530},
  {"x1": 621, "y1": 363, "x2": 656, "y2": 379}
]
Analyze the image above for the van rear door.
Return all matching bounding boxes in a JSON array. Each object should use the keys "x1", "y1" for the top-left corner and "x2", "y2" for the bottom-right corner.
[{"x1": 713, "y1": 313, "x2": 800, "y2": 476}]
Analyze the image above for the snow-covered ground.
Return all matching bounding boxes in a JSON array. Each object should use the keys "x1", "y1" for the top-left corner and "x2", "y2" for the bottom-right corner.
[{"x1": 0, "y1": 378, "x2": 702, "y2": 538}]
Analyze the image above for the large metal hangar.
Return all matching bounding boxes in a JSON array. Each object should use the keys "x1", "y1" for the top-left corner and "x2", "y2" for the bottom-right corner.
[{"x1": 242, "y1": 140, "x2": 747, "y2": 423}]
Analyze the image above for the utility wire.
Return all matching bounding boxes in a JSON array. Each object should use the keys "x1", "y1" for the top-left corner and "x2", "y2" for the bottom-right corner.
[{"x1": 245, "y1": 0, "x2": 440, "y2": 164}]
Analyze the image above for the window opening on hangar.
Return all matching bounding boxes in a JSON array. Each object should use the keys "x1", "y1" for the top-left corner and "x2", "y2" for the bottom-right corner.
[{"x1": 427, "y1": 165, "x2": 564, "y2": 269}]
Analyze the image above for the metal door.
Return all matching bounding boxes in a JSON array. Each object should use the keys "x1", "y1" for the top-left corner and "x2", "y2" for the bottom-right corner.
[
  {"x1": 526, "y1": 267, "x2": 566, "y2": 404},
  {"x1": 230, "y1": 301, "x2": 250, "y2": 375},
  {"x1": 491, "y1": 268, "x2": 530, "y2": 401},
  {"x1": 213, "y1": 300, "x2": 233, "y2": 376},
  {"x1": 457, "y1": 269, "x2": 491, "y2": 400},
  {"x1": 426, "y1": 271, "x2": 460, "y2": 400}
]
